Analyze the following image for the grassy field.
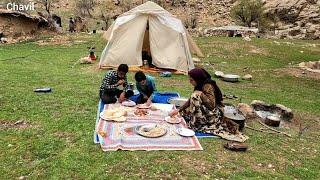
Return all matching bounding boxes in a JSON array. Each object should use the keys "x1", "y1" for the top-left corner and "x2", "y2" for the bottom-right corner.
[{"x1": 0, "y1": 34, "x2": 319, "y2": 179}]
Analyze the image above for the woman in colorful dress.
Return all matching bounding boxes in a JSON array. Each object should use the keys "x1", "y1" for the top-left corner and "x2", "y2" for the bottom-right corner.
[{"x1": 169, "y1": 68, "x2": 247, "y2": 142}]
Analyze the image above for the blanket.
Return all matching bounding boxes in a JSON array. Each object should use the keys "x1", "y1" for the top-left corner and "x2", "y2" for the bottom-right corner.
[{"x1": 94, "y1": 103, "x2": 203, "y2": 151}]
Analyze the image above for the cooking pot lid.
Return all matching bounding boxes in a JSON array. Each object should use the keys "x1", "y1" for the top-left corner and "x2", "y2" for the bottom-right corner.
[{"x1": 224, "y1": 112, "x2": 245, "y2": 121}]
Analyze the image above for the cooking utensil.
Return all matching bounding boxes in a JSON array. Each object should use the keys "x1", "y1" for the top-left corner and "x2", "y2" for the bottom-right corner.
[
  {"x1": 215, "y1": 71, "x2": 224, "y2": 78},
  {"x1": 167, "y1": 97, "x2": 188, "y2": 107},
  {"x1": 222, "y1": 74, "x2": 240, "y2": 82},
  {"x1": 224, "y1": 111, "x2": 246, "y2": 131},
  {"x1": 265, "y1": 115, "x2": 281, "y2": 127}
]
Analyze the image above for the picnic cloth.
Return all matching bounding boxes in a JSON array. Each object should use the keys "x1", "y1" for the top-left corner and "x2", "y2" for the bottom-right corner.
[
  {"x1": 94, "y1": 100, "x2": 216, "y2": 144},
  {"x1": 94, "y1": 103, "x2": 203, "y2": 151}
]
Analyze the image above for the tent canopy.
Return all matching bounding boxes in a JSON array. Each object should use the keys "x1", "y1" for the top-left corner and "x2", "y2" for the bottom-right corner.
[{"x1": 99, "y1": 1, "x2": 204, "y2": 72}]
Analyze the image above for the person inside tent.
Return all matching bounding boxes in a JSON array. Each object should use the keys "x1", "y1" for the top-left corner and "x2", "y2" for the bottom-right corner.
[
  {"x1": 134, "y1": 71, "x2": 157, "y2": 105},
  {"x1": 169, "y1": 68, "x2": 248, "y2": 142},
  {"x1": 99, "y1": 64, "x2": 133, "y2": 104},
  {"x1": 142, "y1": 51, "x2": 153, "y2": 68},
  {"x1": 141, "y1": 22, "x2": 153, "y2": 68}
]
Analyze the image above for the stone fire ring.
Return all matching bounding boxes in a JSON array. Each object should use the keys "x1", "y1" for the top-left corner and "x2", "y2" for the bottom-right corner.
[{"x1": 298, "y1": 61, "x2": 320, "y2": 73}]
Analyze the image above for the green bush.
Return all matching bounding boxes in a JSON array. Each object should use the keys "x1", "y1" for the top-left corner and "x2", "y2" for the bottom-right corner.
[{"x1": 231, "y1": 0, "x2": 266, "y2": 28}]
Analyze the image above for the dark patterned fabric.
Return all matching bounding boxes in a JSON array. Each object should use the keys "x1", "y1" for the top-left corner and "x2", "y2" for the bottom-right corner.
[
  {"x1": 99, "y1": 70, "x2": 128, "y2": 94},
  {"x1": 179, "y1": 84, "x2": 238, "y2": 134}
]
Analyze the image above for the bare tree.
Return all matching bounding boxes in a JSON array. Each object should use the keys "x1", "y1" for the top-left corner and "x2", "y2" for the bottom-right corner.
[
  {"x1": 44, "y1": 0, "x2": 52, "y2": 15},
  {"x1": 76, "y1": 0, "x2": 97, "y2": 17},
  {"x1": 100, "y1": 10, "x2": 111, "y2": 30}
]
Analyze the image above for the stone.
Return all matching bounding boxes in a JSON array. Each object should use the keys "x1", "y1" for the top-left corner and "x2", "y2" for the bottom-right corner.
[
  {"x1": 192, "y1": 57, "x2": 201, "y2": 63},
  {"x1": 251, "y1": 100, "x2": 269, "y2": 111},
  {"x1": 242, "y1": 74, "x2": 253, "y2": 80},
  {"x1": 237, "y1": 103, "x2": 255, "y2": 118},
  {"x1": 243, "y1": 36, "x2": 251, "y2": 41},
  {"x1": 0, "y1": 37, "x2": 8, "y2": 43},
  {"x1": 274, "y1": 104, "x2": 294, "y2": 121}
]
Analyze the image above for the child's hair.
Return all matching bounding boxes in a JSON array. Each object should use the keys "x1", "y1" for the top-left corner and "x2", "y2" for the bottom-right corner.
[
  {"x1": 117, "y1": 64, "x2": 129, "y2": 73},
  {"x1": 135, "y1": 71, "x2": 146, "y2": 82}
]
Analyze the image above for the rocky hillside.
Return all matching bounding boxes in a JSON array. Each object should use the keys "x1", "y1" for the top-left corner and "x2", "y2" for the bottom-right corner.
[
  {"x1": 265, "y1": 0, "x2": 320, "y2": 39},
  {"x1": 4, "y1": 0, "x2": 320, "y2": 39},
  {"x1": 171, "y1": 0, "x2": 320, "y2": 39}
]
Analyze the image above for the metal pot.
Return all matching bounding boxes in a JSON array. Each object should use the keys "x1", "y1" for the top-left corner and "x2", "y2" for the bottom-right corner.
[
  {"x1": 222, "y1": 74, "x2": 240, "y2": 82},
  {"x1": 224, "y1": 112, "x2": 246, "y2": 131},
  {"x1": 126, "y1": 83, "x2": 134, "y2": 91},
  {"x1": 125, "y1": 83, "x2": 134, "y2": 98},
  {"x1": 265, "y1": 115, "x2": 281, "y2": 127}
]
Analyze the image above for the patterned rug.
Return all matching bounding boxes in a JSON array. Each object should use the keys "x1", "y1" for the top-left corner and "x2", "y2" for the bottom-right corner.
[{"x1": 95, "y1": 104, "x2": 203, "y2": 151}]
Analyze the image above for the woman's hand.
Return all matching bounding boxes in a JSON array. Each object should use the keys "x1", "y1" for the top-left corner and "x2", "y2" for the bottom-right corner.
[
  {"x1": 146, "y1": 98, "x2": 152, "y2": 106},
  {"x1": 118, "y1": 92, "x2": 126, "y2": 103},
  {"x1": 168, "y1": 109, "x2": 179, "y2": 117},
  {"x1": 194, "y1": 90, "x2": 202, "y2": 95}
]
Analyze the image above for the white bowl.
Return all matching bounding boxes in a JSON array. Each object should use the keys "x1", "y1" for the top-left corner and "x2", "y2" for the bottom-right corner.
[
  {"x1": 215, "y1": 71, "x2": 224, "y2": 78},
  {"x1": 168, "y1": 97, "x2": 188, "y2": 107},
  {"x1": 222, "y1": 74, "x2": 240, "y2": 82}
]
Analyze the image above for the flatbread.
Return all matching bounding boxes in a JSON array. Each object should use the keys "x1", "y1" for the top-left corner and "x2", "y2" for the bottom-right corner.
[{"x1": 100, "y1": 108, "x2": 127, "y2": 122}]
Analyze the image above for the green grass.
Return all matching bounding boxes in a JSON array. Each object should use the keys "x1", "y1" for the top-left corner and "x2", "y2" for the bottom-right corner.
[{"x1": 0, "y1": 35, "x2": 320, "y2": 179}]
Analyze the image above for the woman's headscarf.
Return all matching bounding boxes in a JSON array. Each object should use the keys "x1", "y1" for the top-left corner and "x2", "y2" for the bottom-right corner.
[{"x1": 188, "y1": 68, "x2": 223, "y2": 105}]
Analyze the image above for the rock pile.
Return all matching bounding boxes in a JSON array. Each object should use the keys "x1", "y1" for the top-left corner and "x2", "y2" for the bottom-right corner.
[{"x1": 264, "y1": 0, "x2": 320, "y2": 39}]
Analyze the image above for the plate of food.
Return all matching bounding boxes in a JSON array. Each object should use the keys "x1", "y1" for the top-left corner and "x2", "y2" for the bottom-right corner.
[
  {"x1": 134, "y1": 109, "x2": 150, "y2": 117},
  {"x1": 135, "y1": 124, "x2": 167, "y2": 138},
  {"x1": 121, "y1": 100, "x2": 136, "y2": 107},
  {"x1": 176, "y1": 127, "x2": 195, "y2": 137},
  {"x1": 136, "y1": 104, "x2": 151, "y2": 109},
  {"x1": 165, "y1": 116, "x2": 182, "y2": 124},
  {"x1": 100, "y1": 108, "x2": 127, "y2": 122}
]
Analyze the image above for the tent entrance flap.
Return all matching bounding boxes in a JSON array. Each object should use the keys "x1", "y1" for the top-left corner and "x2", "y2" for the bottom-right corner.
[{"x1": 141, "y1": 20, "x2": 152, "y2": 66}]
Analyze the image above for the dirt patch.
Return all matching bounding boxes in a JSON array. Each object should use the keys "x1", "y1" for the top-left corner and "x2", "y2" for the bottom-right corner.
[
  {"x1": 37, "y1": 35, "x2": 73, "y2": 46},
  {"x1": 298, "y1": 61, "x2": 320, "y2": 73},
  {"x1": 0, "y1": 120, "x2": 35, "y2": 130},
  {"x1": 82, "y1": 64, "x2": 101, "y2": 73},
  {"x1": 248, "y1": 45, "x2": 269, "y2": 56},
  {"x1": 179, "y1": 156, "x2": 213, "y2": 173},
  {"x1": 293, "y1": 112, "x2": 320, "y2": 136},
  {"x1": 275, "y1": 67, "x2": 320, "y2": 80}
]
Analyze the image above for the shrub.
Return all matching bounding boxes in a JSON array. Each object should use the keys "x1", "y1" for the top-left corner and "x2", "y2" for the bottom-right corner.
[{"x1": 231, "y1": 0, "x2": 266, "y2": 28}]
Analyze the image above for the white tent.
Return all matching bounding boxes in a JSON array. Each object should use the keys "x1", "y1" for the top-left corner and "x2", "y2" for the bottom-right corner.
[{"x1": 99, "y1": 1, "x2": 204, "y2": 73}]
